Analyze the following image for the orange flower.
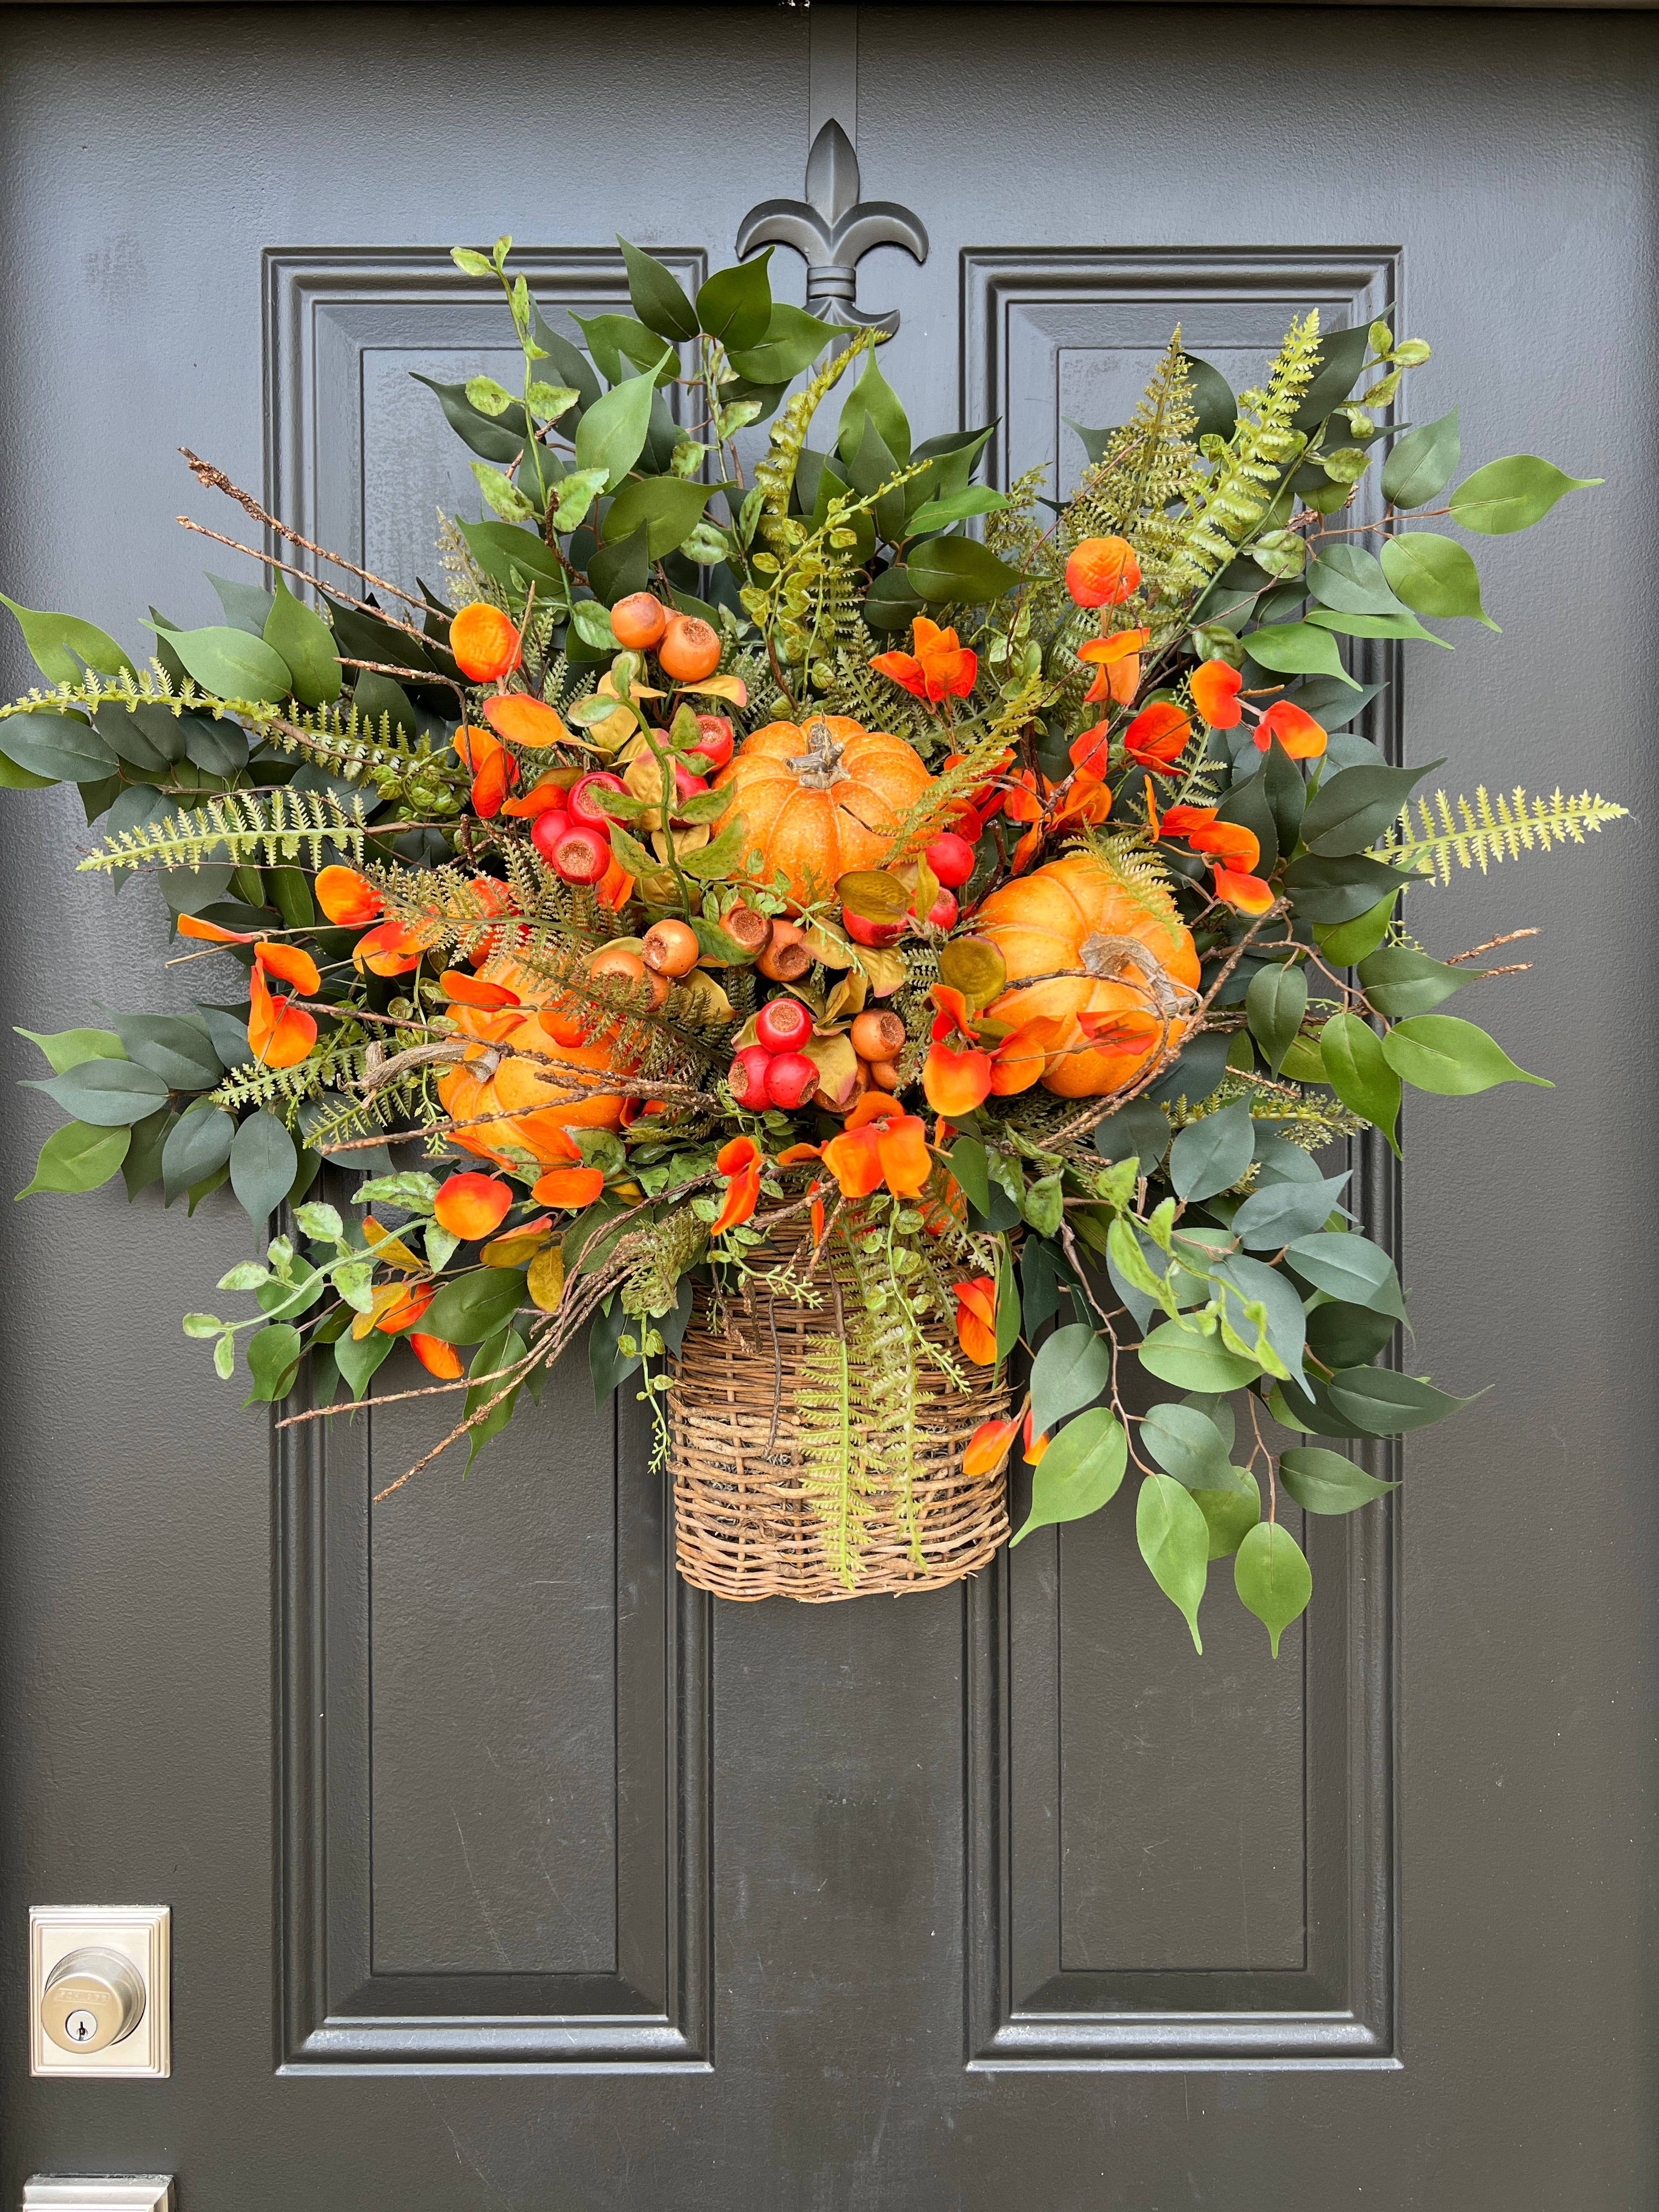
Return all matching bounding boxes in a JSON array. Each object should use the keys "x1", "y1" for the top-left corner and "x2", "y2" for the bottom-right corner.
[
  {"x1": 352, "y1": 918, "x2": 430, "y2": 978},
  {"x1": 870, "y1": 616, "x2": 977, "y2": 703},
  {"x1": 177, "y1": 913, "x2": 258, "y2": 944},
  {"x1": 247, "y1": 962, "x2": 317, "y2": 1069},
  {"x1": 375, "y1": 1280, "x2": 435, "y2": 1334},
  {"x1": 597, "y1": 851, "x2": 635, "y2": 911},
  {"x1": 1078, "y1": 628, "x2": 1148, "y2": 706},
  {"x1": 1022, "y1": 1406, "x2": 1049, "y2": 1465},
  {"x1": 820, "y1": 1103, "x2": 933, "y2": 1201},
  {"x1": 454, "y1": 724, "x2": 516, "y2": 819},
  {"x1": 1211, "y1": 866, "x2": 1276, "y2": 915},
  {"x1": 450, "y1": 602, "x2": 522, "y2": 683},
  {"x1": 924, "y1": 1042, "x2": 994, "y2": 1116},
  {"x1": 874, "y1": 1113, "x2": 931, "y2": 1197},
  {"x1": 988, "y1": 1015, "x2": 1070, "y2": 1097},
  {"x1": 1052, "y1": 771, "x2": 1113, "y2": 830},
  {"x1": 253, "y1": 941, "x2": 320, "y2": 995},
  {"x1": 1065, "y1": 535, "x2": 1140, "y2": 608},
  {"x1": 955, "y1": 1277, "x2": 999, "y2": 1366},
  {"x1": 1254, "y1": 699, "x2": 1328, "y2": 758},
  {"x1": 439, "y1": 969, "x2": 521, "y2": 1011},
  {"x1": 481, "y1": 695, "x2": 571, "y2": 750},
  {"x1": 710, "y1": 1136, "x2": 764, "y2": 1235},
  {"x1": 314, "y1": 866, "x2": 383, "y2": 926},
  {"x1": 433, "y1": 1172, "x2": 512, "y2": 1240},
  {"x1": 409, "y1": 1333, "x2": 464, "y2": 1379},
  {"x1": 1157, "y1": 803, "x2": 1218, "y2": 839},
  {"x1": 1068, "y1": 720, "x2": 1111, "y2": 777},
  {"x1": 963, "y1": 1413, "x2": 1020, "y2": 1479},
  {"x1": 533, "y1": 1165, "x2": 607, "y2": 1209},
  {"x1": 1189, "y1": 660, "x2": 1245, "y2": 730},
  {"x1": 501, "y1": 774, "x2": 574, "y2": 819},
  {"x1": 1186, "y1": 818, "x2": 1260, "y2": 872},
  {"x1": 1122, "y1": 701, "x2": 1191, "y2": 770}
]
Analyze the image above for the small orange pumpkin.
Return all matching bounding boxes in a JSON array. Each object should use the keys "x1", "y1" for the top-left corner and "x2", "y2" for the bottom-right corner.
[
  {"x1": 712, "y1": 714, "x2": 934, "y2": 905},
  {"x1": 436, "y1": 953, "x2": 630, "y2": 1169},
  {"x1": 975, "y1": 851, "x2": 1201, "y2": 1097}
]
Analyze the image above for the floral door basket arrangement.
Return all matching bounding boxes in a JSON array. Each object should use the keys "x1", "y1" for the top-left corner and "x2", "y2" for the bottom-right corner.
[{"x1": 5, "y1": 235, "x2": 1621, "y2": 1632}]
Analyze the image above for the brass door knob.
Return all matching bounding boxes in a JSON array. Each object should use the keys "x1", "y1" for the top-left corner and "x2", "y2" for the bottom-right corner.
[{"x1": 40, "y1": 1946, "x2": 146, "y2": 2054}]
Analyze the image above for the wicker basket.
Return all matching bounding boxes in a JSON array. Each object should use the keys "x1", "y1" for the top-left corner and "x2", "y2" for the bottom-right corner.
[{"x1": 668, "y1": 1226, "x2": 1011, "y2": 1602}]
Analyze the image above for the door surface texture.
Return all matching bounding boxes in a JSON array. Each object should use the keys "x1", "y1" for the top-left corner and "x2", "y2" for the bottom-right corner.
[{"x1": 1, "y1": 6, "x2": 1654, "y2": 2207}]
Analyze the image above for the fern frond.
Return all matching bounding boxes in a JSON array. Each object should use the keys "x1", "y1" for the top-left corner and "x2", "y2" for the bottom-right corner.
[
  {"x1": 752, "y1": 329, "x2": 882, "y2": 550},
  {"x1": 209, "y1": 1033, "x2": 369, "y2": 1120},
  {"x1": 872, "y1": 675, "x2": 1053, "y2": 861},
  {"x1": 1166, "y1": 312, "x2": 1320, "y2": 596},
  {"x1": 78, "y1": 787, "x2": 369, "y2": 874},
  {"x1": 1376, "y1": 786, "x2": 1629, "y2": 883},
  {"x1": 1082, "y1": 828, "x2": 1184, "y2": 930},
  {"x1": 1066, "y1": 336, "x2": 1200, "y2": 548}
]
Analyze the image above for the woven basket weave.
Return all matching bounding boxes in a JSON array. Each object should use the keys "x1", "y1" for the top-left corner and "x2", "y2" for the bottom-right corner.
[{"x1": 668, "y1": 1227, "x2": 1011, "y2": 1602}]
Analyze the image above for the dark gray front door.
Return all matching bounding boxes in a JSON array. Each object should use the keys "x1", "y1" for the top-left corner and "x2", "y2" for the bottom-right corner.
[{"x1": 2, "y1": 6, "x2": 1653, "y2": 2205}]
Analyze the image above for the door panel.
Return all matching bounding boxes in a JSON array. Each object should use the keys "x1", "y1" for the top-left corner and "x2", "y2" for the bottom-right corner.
[{"x1": 2, "y1": 6, "x2": 1654, "y2": 2207}]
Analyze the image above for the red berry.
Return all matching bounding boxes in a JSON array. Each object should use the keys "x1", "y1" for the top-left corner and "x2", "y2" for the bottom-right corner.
[
  {"x1": 552, "y1": 828, "x2": 610, "y2": 884},
  {"x1": 568, "y1": 771, "x2": 627, "y2": 828},
  {"x1": 764, "y1": 1051, "x2": 818, "y2": 1110},
  {"x1": 690, "y1": 714, "x2": 734, "y2": 770},
  {"x1": 728, "y1": 1045, "x2": 773, "y2": 1107},
  {"x1": 913, "y1": 887, "x2": 958, "y2": 929},
  {"x1": 530, "y1": 807, "x2": 572, "y2": 864},
  {"x1": 755, "y1": 996, "x2": 813, "y2": 1054},
  {"x1": 672, "y1": 760, "x2": 709, "y2": 804},
  {"x1": 924, "y1": 831, "x2": 976, "y2": 889},
  {"x1": 842, "y1": 906, "x2": 904, "y2": 947}
]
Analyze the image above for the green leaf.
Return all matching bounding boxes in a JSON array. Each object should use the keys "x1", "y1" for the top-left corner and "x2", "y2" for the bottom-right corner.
[
  {"x1": 1380, "y1": 1014, "x2": 1550, "y2": 1095},
  {"x1": 587, "y1": 521, "x2": 651, "y2": 608},
  {"x1": 1357, "y1": 945, "x2": 1471, "y2": 1018},
  {"x1": 470, "y1": 461, "x2": 535, "y2": 523},
  {"x1": 1234, "y1": 1521, "x2": 1312, "y2": 1656},
  {"x1": 1305, "y1": 1297, "x2": 1395, "y2": 1369},
  {"x1": 0, "y1": 748, "x2": 56, "y2": 789},
  {"x1": 0, "y1": 712, "x2": 119, "y2": 784},
  {"x1": 1137, "y1": 1321, "x2": 1260, "y2": 1393},
  {"x1": 1094, "y1": 1096, "x2": 1170, "y2": 1171},
  {"x1": 111, "y1": 1013, "x2": 221, "y2": 1091},
  {"x1": 571, "y1": 312, "x2": 672, "y2": 385},
  {"x1": 574, "y1": 355, "x2": 670, "y2": 493},
  {"x1": 1030, "y1": 1322, "x2": 1111, "y2": 1438},
  {"x1": 548, "y1": 469, "x2": 609, "y2": 534},
  {"x1": 618, "y1": 236, "x2": 700, "y2": 341},
  {"x1": 420, "y1": 1266, "x2": 528, "y2": 1346},
  {"x1": 1300, "y1": 759, "x2": 1438, "y2": 856},
  {"x1": 1319, "y1": 1012, "x2": 1401, "y2": 1150},
  {"x1": 1141, "y1": 1400, "x2": 1238, "y2": 1491},
  {"x1": 1023, "y1": 1172, "x2": 1064, "y2": 1238},
  {"x1": 1229, "y1": 1172, "x2": 1350, "y2": 1251},
  {"x1": 409, "y1": 372, "x2": 526, "y2": 463},
  {"x1": 1448, "y1": 454, "x2": 1600, "y2": 535},
  {"x1": 1313, "y1": 895, "x2": 1399, "y2": 966},
  {"x1": 335, "y1": 1325, "x2": 393, "y2": 1401},
  {"x1": 1283, "y1": 852, "x2": 1418, "y2": 925},
  {"x1": 1306, "y1": 606, "x2": 1451, "y2": 649},
  {"x1": 567, "y1": 599, "x2": 619, "y2": 651},
  {"x1": 907, "y1": 535, "x2": 1023, "y2": 605},
  {"x1": 208, "y1": 573, "x2": 273, "y2": 635},
  {"x1": 1245, "y1": 620, "x2": 1358, "y2": 687},
  {"x1": 121, "y1": 1105, "x2": 173, "y2": 1199},
  {"x1": 1279, "y1": 1444, "x2": 1397, "y2": 1515},
  {"x1": 994, "y1": 1237, "x2": 1021, "y2": 1362},
  {"x1": 602, "y1": 476, "x2": 714, "y2": 558},
  {"x1": 1245, "y1": 963, "x2": 1307, "y2": 1075},
  {"x1": 1324, "y1": 1365, "x2": 1476, "y2": 1435},
  {"x1": 1283, "y1": 1232, "x2": 1408, "y2": 1322},
  {"x1": 1167, "y1": 1098, "x2": 1254, "y2": 1203},
  {"x1": 678, "y1": 810, "x2": 751, "y2": 881},
  {"x1": 695, "y1": 251, "x2": 773, "y2": 349},
  {"x1": 906, "y1": 486, "x2": 1009, "y2": 536},
  {"x1": 946, "y1": 1136, "x2": 990, "y2": 1217},
  {"x1": 230, "y1": 1109, "x2": 298, "y2": 1228},
  {"x1": 27, "y1": 1058, "x2": 169, "y2": 1127},
  {"x1": 15, "y1": 1024, "x2": 125, "y2": 1073},
  {"x1": 162, "y1": 1103, "x2": 236, "y2": 1201},
  {"x1": 1012, "y1": 1408, "x2": 1127, "y2": 1544},
  {"x1": 589, "y1": 1295, "x2": 643, "y2": 1406},
  {"x1": 1136, "y1": 1473, "x2": 1210, "y2": 1652},
  {"x1": 1212, "y1": 1254, "x2": 1306, "y2": 1385},
  {"x1": 1306, "y1": 544, "x2": 1406, "y2": 617},
  {"x1": 1380, "y1": 407, "x2": 1459, "y2": 507},
  {"x1": 15, "y1": 1119, "x2": 129, "y2": 1198},
  {"x1": 0, "y1": 592, "x2": 134, "y2": 685},
  {"x1": 727, "y1": 302, "x2": 837, "y2": 385},
  {"x1": 837, "y1": 352, "x2": 912, "y2": 469},
  {"x1": 1194, "y1": 1471, "x2": 1261, "y2": 1559},
  {"x1": 1380, "y1": 533, "x2": 1499, "y2": 632},
  {"x1": 158, "y1": 624, "x2": 294, "y2": 705},
  {"x1": 244, "y1": 1322, "x2": 302, "y2": 1404}
]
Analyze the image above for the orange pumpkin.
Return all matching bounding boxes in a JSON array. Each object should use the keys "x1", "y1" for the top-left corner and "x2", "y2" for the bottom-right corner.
[
  {"x1": 975, "y1": 851, "x2": 1201, "y2": 1097},
  {"x1": 436, "y1": 953, "x2": 630, "y2": 1169},
  {"x1": 712, "y1": 714, "x2": 934, "y2": 906}
]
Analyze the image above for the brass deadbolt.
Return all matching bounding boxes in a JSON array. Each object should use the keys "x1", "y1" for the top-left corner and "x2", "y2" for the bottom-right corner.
[{"x1": 40, "y1": 1946, "x2": 146, "y2": 2054}]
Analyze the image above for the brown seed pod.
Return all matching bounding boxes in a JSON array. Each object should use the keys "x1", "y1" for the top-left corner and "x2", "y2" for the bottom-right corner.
[
  {"x1": 866, "y1": 1058, "x2": 902, "y2": 1092},
  {"x1": 849, "y1": 1008, "x2": 906, "y2": 1062},
  {"x1": 756, "y1": 919, "x2": 810, "y2": 983},
  {"x1": 723, "y1": 904, "x2": 774, "y2": 959},
  {"x1": 641, "y1": 918, "x2": 700, "y2": 977}
]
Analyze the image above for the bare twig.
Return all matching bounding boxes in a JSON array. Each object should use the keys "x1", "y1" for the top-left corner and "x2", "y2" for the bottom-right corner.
[{"x1": 179, "y1": 449, "x2": 429, "y2": 612}]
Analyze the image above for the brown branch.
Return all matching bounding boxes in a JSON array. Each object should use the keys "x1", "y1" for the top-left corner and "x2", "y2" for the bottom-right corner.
[{"x1": 178, "y1": 449, "x2": 430, "y2": 612}]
